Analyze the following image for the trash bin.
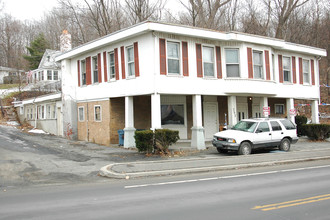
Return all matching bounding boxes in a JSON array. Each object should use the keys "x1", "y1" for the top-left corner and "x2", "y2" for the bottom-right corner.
[{"x1": 118, "y1": 129, "x2": 124, "y2": 146}]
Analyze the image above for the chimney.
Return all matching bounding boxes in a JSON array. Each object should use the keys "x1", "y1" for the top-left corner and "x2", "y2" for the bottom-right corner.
[{"x1": 60, "y1": 30, "x2": 72, "y2": 52}]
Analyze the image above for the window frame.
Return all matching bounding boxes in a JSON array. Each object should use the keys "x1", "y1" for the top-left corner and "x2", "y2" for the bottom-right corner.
[
  {"x1": 225, "y1": 48, "x2": 240, "y2": 78},
  {"x1": 202, "y1": 45, "x2": 215, "y2": 78},
  {"x1": 53, "y1": 71, "x2": 58, "y2": 81},
  {"x1": 302, "y1": 59, "x2": 310, "y2": 84},
  {"x1": 46, "y1": 105, "x2": 51, "y2": 119},
  {"x1": 126, "y1": 45, "x2": 135, "y2": 78},
  {"x1": 252, "y1": 50, "x2": 264, "y2": 79},
  {"x1": 92, "y1": 56, "x2": 98, "y2": 84},
  {"x1": 166, "y1": 41, "x2": 181, "y2": 75},
  {"x1": 94, "y1": 105, "x2": 102, "y2": 122},
  {"x1": 108, "y1": 51, "x2": 116, "y2": 81},
  {"x1": 282, "y1": 56, "x2": 291, "y2": 83},
  {"x1": 78, "y1": 106, "x2": 85, "y2": 122},
  {"x1": 80, "y1": 59, "x2": 87, "y2": 86},
  {"x1": 47, "y1": 70, "x2": 52, "y2": 80},
  {"x1": 275, "y1": 104, "x2": 285, "y2": 114}
]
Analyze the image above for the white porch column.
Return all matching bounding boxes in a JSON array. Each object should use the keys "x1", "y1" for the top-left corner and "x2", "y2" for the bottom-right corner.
[
  {"x1": 261, "y1": 97, "x2": 269, "y2": 118},
  {"x1": 124, "y1": 96, "x2": 136, "y2": 148},
  {"x1": 151, "y1": 93, "x2": 162, "y2": 130},
  {"x1": 286, "y1": 98, "x2": 295, "y2": 122},
  {"x1": 311, "y1": 100, "x2": 320, "y2": 124},
  {"x1": 227, "y1": 96, "x2": 237, "y2": 127},
  {"x1": 191, "y1": 95, "x2": 206, "y2": 150}
]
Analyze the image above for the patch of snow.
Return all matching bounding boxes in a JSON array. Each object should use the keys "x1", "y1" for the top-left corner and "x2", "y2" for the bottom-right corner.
[
  {"x1": 6, "y1": 121, "x2": 20, "y2": 126},
  {"x1": 28, "y1": 129, "x2": 48, "y2": 134}
]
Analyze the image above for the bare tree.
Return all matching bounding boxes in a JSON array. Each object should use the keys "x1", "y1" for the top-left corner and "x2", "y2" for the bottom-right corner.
[{"x1": 124, "y1": 0, "x2": 166, "y2": 24}]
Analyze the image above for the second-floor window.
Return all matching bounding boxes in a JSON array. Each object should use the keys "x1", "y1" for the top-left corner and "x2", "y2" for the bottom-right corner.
[
  {"x1": 127, "y1": 46, "x2": 135, "y2": 77},
  {"x1": 253, "y1": 51, "x2": 263, "y2": 79},
  {"x1": 283, "y1": 56, "x2": 291, "y2": 82},
  {"x1": 303, "y1": 59, "x2": 310, "y2": 84},
  {"x1": 81, "y1": 60, "x2": 86, "y2": 85},
  {"x1": 203, "y1": 46, "x2": 214, "y2": 77},
  {"x1": 225, "y1": 49, "x2": 240, "y2": 77},
  {"x1": 92, "y1": 56, "x2": 98, "y2": 83},
  {"x1": 109, "y1": 52, "x2": 116, "y2": 80},
  {"x1": 167, "y1": 41, "x2": 180, "y2": 75}
]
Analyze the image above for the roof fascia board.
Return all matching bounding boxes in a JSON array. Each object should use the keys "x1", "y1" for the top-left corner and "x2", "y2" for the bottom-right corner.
[{"x1": 22, "y1": 93, "x2": 62, "y2": 105}]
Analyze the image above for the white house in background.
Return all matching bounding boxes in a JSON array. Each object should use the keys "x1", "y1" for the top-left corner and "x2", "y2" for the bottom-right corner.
[
  {"x1": 55, "y1": 21, "x2": 327, "y2": 149},
  {"x1": 0, "y1": 66, "x2": 24, "y2": 84},
  {"x1": 16, "y1": 93, "x2": 63, "y2": 136},
  {"x1": 27, "y1": 49, "x2": 62, "y2": 84}
]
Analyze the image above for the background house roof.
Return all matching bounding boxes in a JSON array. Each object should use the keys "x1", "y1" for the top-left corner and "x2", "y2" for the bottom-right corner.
[{"x1": 38, "y1": 49, "x2": 62, "y2": 70}]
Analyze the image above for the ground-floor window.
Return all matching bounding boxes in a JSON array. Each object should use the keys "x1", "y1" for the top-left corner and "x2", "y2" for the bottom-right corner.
[
  {"x1": 161, "y1": 104, "x2": 184, "y2": 125},
  {"x1": 78, "y1": 107, "x2": 85, "y2": 121},
  {"x1": 275, "y1": 104, "x2": 284, "y2": 114},
  {"x1": 94, "y1": 105, "x2": 101, "y2": 122}
]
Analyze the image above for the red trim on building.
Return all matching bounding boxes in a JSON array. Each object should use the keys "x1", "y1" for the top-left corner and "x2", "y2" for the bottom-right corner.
[
  {"x1": 182, "y1": 41, "x2": 189, "y2": 76},
  {"x1": 311, "y1": 59, "x2": 315, "y2": 85},
  {"x1": 292, "y1": 56, "x2": 296, "y2": 84},
  {"x1": 264, "y1": 50, "x2": 270, "y2": 80},
  {"x1": 97, "y1": 53, "x2": 102, "y2": 83},
  {"x1": 114, "y1": 48, "x2": 119, "y2": 80},
  {"x1": 299, "y1": 57, "x2": 303, "y2": 84},
  {"x1": 247, "y1": 47, "x2": 253, "y2": 79},
  {"x1": 278, "y1": 55, "x2": 283, "y2": 83},
  {"x1": 216, "y1": 46, "x2": 222, "y2": 79},
  {"x1": 86, "y1": 57, "x2": 91, "y2": 85},
  {"x1": 134, "y1": 42, "x2": 140, "y2": 77},
  {"x1": 77, "y1": 60, "x2": 81, "y2": 87},
  {"x1": 103, "y1": 51, "x2": 108, "y2": 82},
  {"x1": 121, "y1": 46, "x2": 126, "y2": 79},
  {"x1": 196, "y1": 43, "x2": 203, "y2": 77},
  {"x1": 159, "y1": 38, "x2": 166, "y2": 75}
]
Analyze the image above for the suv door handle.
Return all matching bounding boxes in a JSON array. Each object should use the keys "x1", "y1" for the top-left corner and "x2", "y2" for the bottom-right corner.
[
  {"x1": 281, "y1": 132, "x2": 284, "y2": 134},
  {"x1": 269, "y1": 133, "x2": 272, "y2": 135}
]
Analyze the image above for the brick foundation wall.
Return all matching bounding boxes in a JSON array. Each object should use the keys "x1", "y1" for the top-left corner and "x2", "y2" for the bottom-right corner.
[
  {"x1": 268, "y1": 98, "x2": 287, "y2": 118},
  {"x1": 109, "y1": 97, "x2": 125, "y2": 144}
]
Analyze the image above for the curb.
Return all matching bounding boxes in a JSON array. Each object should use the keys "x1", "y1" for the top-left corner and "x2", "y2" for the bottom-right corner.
[{"x1": 99, "y1": 155, "x2": 330, "y2": 179}]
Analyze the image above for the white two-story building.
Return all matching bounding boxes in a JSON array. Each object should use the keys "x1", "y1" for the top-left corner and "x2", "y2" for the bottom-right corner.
[{"x1": 56, "y1": 21, "x2": 326, "y2": 149}]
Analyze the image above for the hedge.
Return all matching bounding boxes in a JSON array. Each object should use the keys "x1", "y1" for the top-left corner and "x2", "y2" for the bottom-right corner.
[
  {"x1": 295, "y1": 115, "x2": 308, "y2": 136},
  {"x1": 302, "y1": 124, "x2": 330, "y2": 141},
  {"x1": 134, "y1": 129, "x2": 180, "y2": 154}
]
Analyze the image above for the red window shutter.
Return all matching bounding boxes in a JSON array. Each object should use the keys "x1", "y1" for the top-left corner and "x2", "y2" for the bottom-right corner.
[
  {"x1": 134, "y1": 42, "x2": 140, "y2": 77},
  {"x1": 97, "y1": 53, "x2": 102, "y2": 83},
  {"x1": 114, "y1": 48, "x2": 119, "y2": 80},
  {"x1": 86, "y1": 57, "x2": 92, "y2": 85},
  {"x1": 264, "y1": 50, "x2": 270, "y2": 80},
  {"x1": 299, "y1": 57, "x2": 303, "y2": 84},
  {"x1": 278, "y1": 55, "x2": 283, "y2": 83},
  {"x1": 182, "y1": 41, "x2": 189, "y2": 76},
  {"x1": 247, "y1": 48, "x2": 253, "y2": 79},
  {"x1": 292, "y1": 56, "x2": 296, "y2": 84},
  {"x1": 77, "y1": 60, "x2": 81, "y2": 87},
  {"x1": 103, "y1": 51, "x2": 108, "y2": 82},
  {"x1": 311, "y1": 59, "x2": 315, "y2": 85},
  {"x1": 216, "y1": 46, "x2": 222, "y2": 79},
  {"x1": 159, "y1": 38, "x2": 166, "y2": 75},
  {"x1": 196, "y1": 43, "x2": 203, "y2": 77},
  {"x1": 120, "y1": 46, "x2": 126, "y2": 79}
]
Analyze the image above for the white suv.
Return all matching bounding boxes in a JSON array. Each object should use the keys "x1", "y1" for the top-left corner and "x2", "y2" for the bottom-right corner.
[{"x1": 212, "y1": 118, "x2": 298, "y2": 155}]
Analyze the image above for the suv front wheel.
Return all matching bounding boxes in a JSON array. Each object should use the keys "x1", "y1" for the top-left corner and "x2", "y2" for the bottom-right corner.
[
  {"x1": 279, "y1": 138, "x2": 291, "y2": 151},
  {"x1": 238, "y1": 142, "x2": 252, "y2": 155}
]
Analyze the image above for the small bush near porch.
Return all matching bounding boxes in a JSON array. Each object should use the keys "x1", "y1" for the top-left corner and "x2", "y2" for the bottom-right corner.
[
  {"x1": 302, "y1": 124, "x2": 330, "y2": 141},
  {"x1": 135, "y1": 129, "x2": 179, "y2": 154}
]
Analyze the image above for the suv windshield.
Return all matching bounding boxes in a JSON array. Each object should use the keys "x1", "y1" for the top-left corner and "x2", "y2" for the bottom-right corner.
[{"x1": 232, "y1": 121, "x2": 258, "y2": 133}]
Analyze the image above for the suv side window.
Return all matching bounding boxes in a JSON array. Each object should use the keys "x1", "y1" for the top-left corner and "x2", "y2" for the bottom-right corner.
[
  {"x1": 280, "y1": 120, "x2": 296, "y2": 130},
  {"x1": 257, "y1": 122, "x2": 270, "y2": 132},
  {"x1": 271, "y1": 121, "x2": 282, "y2": 131}
]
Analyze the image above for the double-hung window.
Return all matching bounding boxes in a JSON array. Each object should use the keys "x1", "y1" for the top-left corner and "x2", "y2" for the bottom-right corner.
[
  {"x1": 94, "y1": 105, "x2": 101, "y2": 122},
  {"x1": 47, "y1": 105, "x2": 51, "y2": 119},
  {"x1": 253, "y1": 50, "x2": 263, "y2": 79},
  {"x1": 225, "y1": 49, "x2": 240, "y2": 77},
  {"x1": 78, "y1": 107, "x2": 84, "y2": 122},
  {"x1": 92, "y1": 56, "x2": 98, "y2": 83},
  {"x1": 127, "y1": 46, "x2": 135, "y2": 77},
  {"x1": 81, "y1": 60, "x2": 86, "y2": 85},
  {"x1": 275, "y1": 104, "x2": 284, "y2": 114},
  {"x1": 167, "y1": 41, "x2": 180, "y2": 75},
  {"x1": 53, "y1": 71, "x2": 58, "y2": 80},
  {"x1": 283, "y1": 56, "x2": 291, "y2": 82},
  {"x1": 47, "y1": 70, "x2": 52, "y2": 80},
  {"x1": 109, "y1": 52, "x2": 116, "y2": 80},
  {"x1": 203, "y1": 46, "x2": 214, "y2": 77},
  {"x1": 302, "y1": 59, "x2": 310, "y2": 84}
]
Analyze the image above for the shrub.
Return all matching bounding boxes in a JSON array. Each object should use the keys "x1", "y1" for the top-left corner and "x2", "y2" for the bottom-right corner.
[
  {"x1": 302, "y1": 124, "x2": 330, "y2": 141},
  {"x1": 155, "y1": 129, "x2": 180, "y2": 153},
  {"x1": 134, "y1": 130, "x2": 154, "y2": 153},
  {"x1": 295, "y1": 115, "x2": 308, "y2": 136}
]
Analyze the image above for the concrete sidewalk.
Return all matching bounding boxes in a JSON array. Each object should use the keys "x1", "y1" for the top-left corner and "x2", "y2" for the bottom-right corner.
[{"x1": 99, "y1": 138, "x2": 330, "y2": 179}]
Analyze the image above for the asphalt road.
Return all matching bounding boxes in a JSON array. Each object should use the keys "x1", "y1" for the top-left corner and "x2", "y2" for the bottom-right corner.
[{"x1": 1, "y1": 160, "x2": 330, "y2": 220}]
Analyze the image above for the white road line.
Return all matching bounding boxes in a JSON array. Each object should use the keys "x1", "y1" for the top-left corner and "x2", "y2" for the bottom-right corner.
[{"x1": 125, "y1": 164, "x2": 330, "y2": 189}]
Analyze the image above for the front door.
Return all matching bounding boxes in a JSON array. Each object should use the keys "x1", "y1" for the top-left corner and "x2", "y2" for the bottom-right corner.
[
  {"x1": 237, "y1": 104, "x2": 248, "y2": 121},
  {"x1": 252, "y1": 105, "x2": 262, "y2": 118},
  {"x1": 203, "y1": 102, "x2": 219, "y2": 140}
]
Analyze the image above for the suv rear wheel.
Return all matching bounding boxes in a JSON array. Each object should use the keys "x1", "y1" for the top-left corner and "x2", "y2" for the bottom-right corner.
[
  {"x1": 238, "y1": 142, "x2": 252, "y2": 155},
  {"x1": 279, "y1": 138, "x2": 291, "y2": 151}
]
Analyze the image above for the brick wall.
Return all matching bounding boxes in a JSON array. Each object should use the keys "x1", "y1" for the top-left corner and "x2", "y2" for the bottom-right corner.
[
  {"x1": 217, "y1": 96, "x2": 228, "y2": 130},
  {"x1": 134, "y1": 96, "x2": 151, "y2": 130},
  {"x1": 109, "y1": 97, "x2": 125, "y2": 144},
  {"x1": 268, "y1": 98, "x2": 287, "y2": 118}
]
